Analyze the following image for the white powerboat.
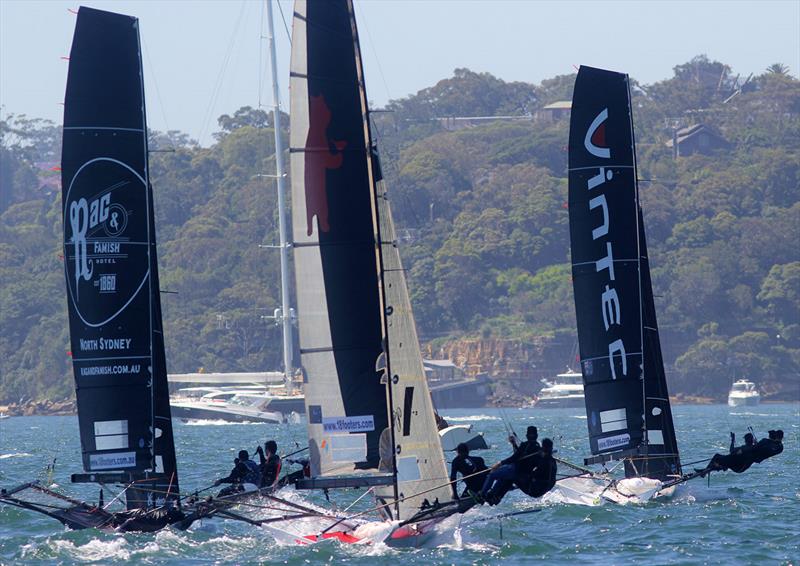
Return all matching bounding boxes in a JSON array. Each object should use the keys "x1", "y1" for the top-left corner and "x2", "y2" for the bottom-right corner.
[
  {"x1": 728, "y1": 379, "x2": 761, "y2": 407},
  {"x1": 170, "y1": 387, "x2": 295, "y2": 423},
  {"x1": 534, "y1": 368, "x2": 585, "y2": 408}
]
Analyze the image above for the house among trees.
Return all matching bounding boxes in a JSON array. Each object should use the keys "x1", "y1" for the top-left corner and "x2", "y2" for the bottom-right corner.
[
  {"x1": 665, "y1": 123, "x2": 731, "y2": 157},
  {"x1": 535, "y1": 100, "x2": 571, "y2": 123}
]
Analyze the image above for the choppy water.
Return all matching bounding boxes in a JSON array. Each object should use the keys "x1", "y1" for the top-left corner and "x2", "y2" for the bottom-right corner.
[{"x1": 1, "y1": 404, "x2": 798, "y2": 564}]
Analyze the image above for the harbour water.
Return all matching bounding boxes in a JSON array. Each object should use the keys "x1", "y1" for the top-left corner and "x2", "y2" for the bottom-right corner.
[{"x1": 1, "y1": 404, "x2": 797, "y2": 564}]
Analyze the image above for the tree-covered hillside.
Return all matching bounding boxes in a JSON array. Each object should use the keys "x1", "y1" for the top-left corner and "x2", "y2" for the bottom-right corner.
[{"x1": 1, "y1": 56, "x2": 798, "y2": 403}]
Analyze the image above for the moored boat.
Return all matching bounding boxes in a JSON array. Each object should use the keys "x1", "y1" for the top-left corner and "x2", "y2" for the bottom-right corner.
[
  {"x1": 534, "y1": 368, "x2": 585, "y2": 408},
  {"x1": 728, "y1": 379, "x2": 761, "y2": 407}
]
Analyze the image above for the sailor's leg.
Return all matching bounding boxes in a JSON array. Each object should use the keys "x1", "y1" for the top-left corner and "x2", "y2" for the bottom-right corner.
[
  {"x1": 482, "y1": 465, "x2": 515, "y2": 499},
  {"x1": 489, "y1": 480, "x2": 514, "y2": 505}
]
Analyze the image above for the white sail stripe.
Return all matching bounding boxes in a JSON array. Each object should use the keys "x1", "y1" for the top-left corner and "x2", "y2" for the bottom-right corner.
[
  {"x1": 63, "y1": 126, "x2": 145, "y2": 132},
  {"x1": 581, "y1": 352, "x2": 642, "y2": 363},
  {"x1": 572, "y1": 258, "x2": 639, "y2": 267},
  {"x1": 73, "y1": 355, "x2": 152, "y2": 362},
  {"x1": 568, "y1": 165, "x2": 634, "y2": 172}
]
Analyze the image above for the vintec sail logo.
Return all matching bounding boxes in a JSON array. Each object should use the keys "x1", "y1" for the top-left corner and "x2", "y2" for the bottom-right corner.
[
  {"x1": 64, "y1": 158, "x2": 149, "y2": 328},
  {"x1": 584, "y1": 108, "x2": 627, "y2": 380}
]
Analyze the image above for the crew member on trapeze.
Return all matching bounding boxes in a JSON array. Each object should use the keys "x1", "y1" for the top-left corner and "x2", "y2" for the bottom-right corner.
[
  {"x1": 481, "y1": 426, "x2": 550, "y2": 505},
  {"x1": 214, "y1": 450, "x2": 262, "y2": 496},
  {"x1": 516, "y1": 438, "x2": 557, "y2": 498},
  {"x1": 696, "y1": 429, "x2": 784, "y2": 477},
  {"x1": 450, "y1": 442, "x2": 488, "y2": 500}
]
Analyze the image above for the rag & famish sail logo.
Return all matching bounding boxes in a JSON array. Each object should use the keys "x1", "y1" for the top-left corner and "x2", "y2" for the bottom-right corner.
[
  {"x1": 64, "y1": 158, "x2": 149, "y2": 327},
  {"x1": 583, "y1": 108, "x2": 627, "y2": 380}
]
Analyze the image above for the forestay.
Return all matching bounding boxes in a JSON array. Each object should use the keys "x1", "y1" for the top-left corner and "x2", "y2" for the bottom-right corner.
[
  {"x1": 567, "y1": 66, "x2": 680, "y2": 481},
  {"x1": 61, "y1": 6, "x2": 179, "y2": 508}
]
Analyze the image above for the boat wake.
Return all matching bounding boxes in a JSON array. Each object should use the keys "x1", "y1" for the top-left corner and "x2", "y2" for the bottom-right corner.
[
  {"x1": 441, "y1": 415, "x2": 501, "y2": 422},
  {"x1": 0, "y1": 452, "x2": 32, "y2": 459}
]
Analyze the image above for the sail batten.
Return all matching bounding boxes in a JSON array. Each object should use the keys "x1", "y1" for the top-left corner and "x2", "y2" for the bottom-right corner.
[
  {"x1": 568, "y1": 66, "x2": 681, "y2": 481},
  {"x1": 62, "y1": 6, "x2": 179, "y2": 509}
]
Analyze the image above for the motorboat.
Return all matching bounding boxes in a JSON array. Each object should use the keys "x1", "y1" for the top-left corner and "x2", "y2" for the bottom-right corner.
[
  {"x1": 170, "y1": 387, "x2": 292, "y2": 423},
  {"x1": 534, "y1": 368, "x2": 585, "y2": 408},
  {"x1": 728, "y1": 379, "x2": 761, "y2": 407}
]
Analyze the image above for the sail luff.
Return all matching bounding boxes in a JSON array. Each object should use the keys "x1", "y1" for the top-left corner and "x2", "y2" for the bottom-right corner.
[
  {"x1": 628, "y1": 76, "x2": 681, "y2": 479},
  {"x1": 628, "y1": 73, "x2": 648, "y2": 462},
  {"x1": 343, "y1": 0, "x2": 401, "y2": 516}
]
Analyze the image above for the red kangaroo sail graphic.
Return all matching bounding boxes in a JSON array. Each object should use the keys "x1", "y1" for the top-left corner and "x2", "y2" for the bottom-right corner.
[{"x1": 304, "y1": 95, "x2": 347, "y2": 236}]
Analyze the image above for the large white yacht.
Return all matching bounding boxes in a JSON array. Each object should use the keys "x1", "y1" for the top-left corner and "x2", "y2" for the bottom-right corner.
[
  {"x1": 170, "y1": 386, "x2": 293, "y2": 424},
  {"x1": 727, "y1": 379, "x2": 761, "y2": 407},
  {"x1": 534, "y1": 368, "x2": 585, "y2": 408}
]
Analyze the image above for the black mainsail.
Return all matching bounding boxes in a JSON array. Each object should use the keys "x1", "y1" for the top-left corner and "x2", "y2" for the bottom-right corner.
[
  {"x1": 290, "y1": 0, "x2": 451, "y2": 521},
  {"x1": 568, "y1": 66, "x2": 681, "y2": 481},
  {"x1": 61, "y1": 6, "x2": 179, "y2": 509}
]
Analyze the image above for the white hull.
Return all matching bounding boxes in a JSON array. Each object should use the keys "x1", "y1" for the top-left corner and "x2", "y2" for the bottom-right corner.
[
  {"x1": 534, "y1": 395, "x2": 586, "y2": 408},
  {"x1": 728, "y1": 395, "x2": 760, "y2": 407},
  {"x1": 727, "y1": 380, "x2": 760, "y2": 407},
  {"x1": 170, "y1": 401, "x2": 284, "y2": 424}
]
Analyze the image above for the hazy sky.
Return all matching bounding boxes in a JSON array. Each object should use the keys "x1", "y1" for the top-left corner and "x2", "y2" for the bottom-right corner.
[{"x1": 1, "y1": 0, "x2": 798, "y2": 146}]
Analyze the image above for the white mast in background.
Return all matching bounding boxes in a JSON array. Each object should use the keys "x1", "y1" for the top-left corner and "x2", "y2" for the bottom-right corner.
[{"x1": 266, "y1": 0, "x2": 293, "y2": 391}]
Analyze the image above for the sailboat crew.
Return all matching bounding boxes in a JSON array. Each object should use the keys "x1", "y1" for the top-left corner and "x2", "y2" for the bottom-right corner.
[
  {"x1": 450, "y1": 443, "x2": 488, "y2": 500},
  {"x1": 214, "y1": 450, "x2": 261, "y2": 496},
  {"x1": 256, "y1": 440, "x2": 282, "y2": 490},
  {"x1": 517, "y1": 438, "x2": 557, "y2": 497},
  {"x1": 697, "y1": 429, "x2": 784, "y2": 477},
  {"x1": 481, "y1": 426, "x2": 541, "y2": 505}
]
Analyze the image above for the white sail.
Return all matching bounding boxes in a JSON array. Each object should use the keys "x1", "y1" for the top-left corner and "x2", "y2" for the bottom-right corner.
[{"x1": 373, "y1": 168, "x2": 453, "y2": 519}]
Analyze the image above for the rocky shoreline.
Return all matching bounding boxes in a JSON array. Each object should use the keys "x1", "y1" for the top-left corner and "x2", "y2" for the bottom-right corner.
[{"x1": 0, "y1": 399, "x2": 77, "y2": 417}]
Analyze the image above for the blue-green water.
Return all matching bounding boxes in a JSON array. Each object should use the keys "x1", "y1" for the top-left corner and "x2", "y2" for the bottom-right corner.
[{"x1": 1, "y1": 405, "x2": 798, "y2": 564}]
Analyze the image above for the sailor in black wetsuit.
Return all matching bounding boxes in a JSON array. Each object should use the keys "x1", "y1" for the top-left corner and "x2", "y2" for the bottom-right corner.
[
  {"x1": 698, "y1": 429, "x2": 784, "y2": 476},
  {"x1": 481, "y1": 426, "x2": 541, "y2": 505},
  {"x1": 704, "y1": 432, "x2": 756, "y2": 475},
  {"x1": 256, "y1": 440, "x2": 282, "y2": 490},
  {"x1": 215, "y1": 450, "x2": 261, "y2": 496},
  {"x1": 517, "y1": 438, "x2": 558, "y2": 498},
  {"x1": 752, "y1": 429, "x2": 784, "y2": 463},
  {"x1": 450, "y1": 443, "x2": 488, "y2": 500}
]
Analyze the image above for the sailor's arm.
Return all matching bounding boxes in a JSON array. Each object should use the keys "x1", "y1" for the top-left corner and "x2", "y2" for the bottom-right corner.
[
  {"x1": 449, "y1": 460, "x2": 459, "y2": 496},
  {"x1": 269, "y1": 458, "x2": 282, "y2": 489}
]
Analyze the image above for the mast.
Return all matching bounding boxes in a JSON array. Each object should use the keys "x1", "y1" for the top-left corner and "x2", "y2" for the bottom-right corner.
[{"x1": 266, "y1": 0, "x2": 293, "y2": 391}]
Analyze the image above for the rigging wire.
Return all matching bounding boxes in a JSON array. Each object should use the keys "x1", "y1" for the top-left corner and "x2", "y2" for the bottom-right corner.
[
  {"x1": 141, "y1": 36, "x2": 173, "y2": 147},
  {"x1": 276, "y1": 0, "x2": 292, "y2": 45},
  {"x1": 197, "y1": 0, "x2": 248, "y2": 144},
  {"x1": 357, "y1": 0, "x2": 392, "y2": 104},
  {"x1": 258, "y1": 0, "x2": 265, "y2": 110}
]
